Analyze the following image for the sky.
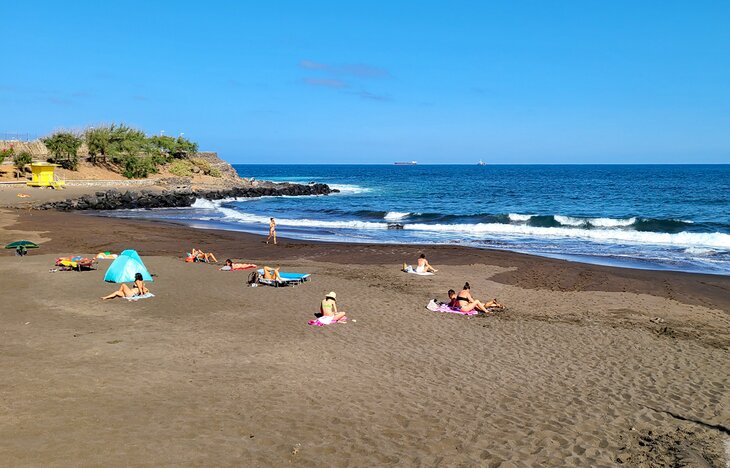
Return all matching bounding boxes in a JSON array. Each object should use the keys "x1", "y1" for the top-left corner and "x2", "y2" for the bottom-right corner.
[{"x1": 1, "y1": 1, "x2": 729, "y2": 164}]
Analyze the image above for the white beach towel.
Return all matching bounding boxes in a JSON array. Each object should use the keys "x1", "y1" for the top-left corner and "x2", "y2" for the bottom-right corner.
[
  {"x1": 125, "y1": 293, "x2": 155, "y2": 301},
  {"x1": 403, "y1": 265, "x2": 434, "y2": 276}
]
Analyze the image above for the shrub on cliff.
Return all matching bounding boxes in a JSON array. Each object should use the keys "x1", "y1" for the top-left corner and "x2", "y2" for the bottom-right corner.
[
  {"x1": 169, "y1": 159, "x2": 195, "y2": 177},
  {"x1": 13, "y1": 151, "x2": 33, "y2": 178},
  {"x1": 120, "y1": 153, "x2": 157, "y2": 179},
  {"x1": 170, "y1": 158, "x2": 222, "y2": 178},
  {"x1": 42, "y1": 132, "x2": 82, "y2": 170},
  {"x1": 189, "y1": 157, "x2": 221, "y2": 177},
  {"x1": 85, "y1": 126, "x2": 113, "y2": 164},
  {"x1": 82, "y1": 124, "x2": 202, "y2": 178},
  {"x1": 0, "y1": 145, "x2": 14, "y2": 165},
  {"x1": 149, "y1": 135, "x2": 198, "y2": 161}
]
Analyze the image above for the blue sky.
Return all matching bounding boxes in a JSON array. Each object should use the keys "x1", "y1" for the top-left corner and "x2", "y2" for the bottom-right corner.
[{"x1": 2, "y1": 1, "x2": 729, "y2": 163}]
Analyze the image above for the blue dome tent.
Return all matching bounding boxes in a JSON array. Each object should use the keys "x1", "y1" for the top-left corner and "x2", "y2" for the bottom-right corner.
[{"x1": 104, "y1": 250, "x2": 153, "y2": 283}]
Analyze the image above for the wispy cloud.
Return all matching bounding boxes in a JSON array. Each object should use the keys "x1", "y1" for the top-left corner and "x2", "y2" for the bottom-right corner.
[
  {"x1": 299, "y1": 59, "x2": 393, "y2": 102},
  {"x1": 131, "y1": 95, "x2": 149, "y2": 101},
  {"x1": 303, "y1": 78, "x2": 347, "y2": 89},
  {"x1": 299, "y1": 60, "x2": 390, "y2": 78},
  {"x1": 300, "y1": 60, "x2": 328, "y2": 70},
  {"x1": 349, "y1": 90, "x2": 392, "y2": 102}
]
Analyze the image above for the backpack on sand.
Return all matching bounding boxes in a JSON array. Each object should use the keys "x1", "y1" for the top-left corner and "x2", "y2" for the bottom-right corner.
[{"x1": 247, "y1": 270, "x2": 260, "y2": 286}]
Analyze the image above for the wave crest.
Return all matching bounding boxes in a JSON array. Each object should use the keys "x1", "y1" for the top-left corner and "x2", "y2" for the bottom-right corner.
[{"x1": 384, "y1": 211, "x2": 410, "y2": 221}]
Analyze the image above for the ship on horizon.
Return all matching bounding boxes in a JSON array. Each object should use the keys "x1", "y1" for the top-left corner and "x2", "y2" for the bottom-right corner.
[
  {"x1": 394, "y1": 160, "x2": 417, "y2": 166},
  {"x1": 478, "y1": 159, "x2": 487, "y2": 166}
]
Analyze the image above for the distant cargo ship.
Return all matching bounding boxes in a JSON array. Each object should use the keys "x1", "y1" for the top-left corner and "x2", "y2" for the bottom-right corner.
[
  {"x1": 477, "y1": 159, "x2": 487, "y2": 166},
  {"x1": 394, "y1": 161, "x2": 417, "y2": 166}
]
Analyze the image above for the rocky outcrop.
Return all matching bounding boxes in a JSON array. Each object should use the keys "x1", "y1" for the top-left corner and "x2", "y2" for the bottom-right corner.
[
  {"x1": 191, "y1": 152, "x2": 240, "y2": 180},
  {"x1": 34, "y1": 183, "x2": 337, "y2": 211}
]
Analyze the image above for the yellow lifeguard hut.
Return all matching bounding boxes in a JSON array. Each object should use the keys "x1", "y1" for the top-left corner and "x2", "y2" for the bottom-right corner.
[{"x1": 27, "y1": 162, "x2": 65, "y2": 189}]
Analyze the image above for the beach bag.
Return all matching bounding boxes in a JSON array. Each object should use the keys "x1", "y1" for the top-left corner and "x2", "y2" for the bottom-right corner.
[{"x1": 247, "y1": 270, "x2": 260, "y2": 286}]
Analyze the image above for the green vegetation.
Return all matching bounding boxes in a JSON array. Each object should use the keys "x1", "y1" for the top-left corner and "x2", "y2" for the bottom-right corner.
[
  {"x1": 149, "y1": 135, "x2": 198, "y2": 160},
  {"x1": 42, "y1": 132, "x2": 83, "y2": 170},
  {"x1": 13, "y1": 151, "x2": 33, "y2": 178},
  {"x1": 169, "y1": 158, "x2": 222, "y2": 178},
  {"x1": 0, "y1": 145, "x2": 14, "y2": 165},
  {"x1": 44, "y1": 124, "x2": 202, "y2": 179},
  {"x1": 169, "y1": 159, "x2": 196, "y2": 177},
  {"x1": 189, "y1": 157, "x2": 222, "y2": 177},
  {"x1": 84, "y1": 126, "x2": 113, "y2": 164}
]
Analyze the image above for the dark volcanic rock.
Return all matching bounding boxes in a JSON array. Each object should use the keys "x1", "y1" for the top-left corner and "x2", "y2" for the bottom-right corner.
[{"x1": 33, "y1": 183, "x2": 336, "y2": 211}]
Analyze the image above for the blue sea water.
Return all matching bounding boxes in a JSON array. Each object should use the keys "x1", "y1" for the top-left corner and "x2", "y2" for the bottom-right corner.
[{"x1": 107, "y1": 164, "x2": 730, "y2": 275}]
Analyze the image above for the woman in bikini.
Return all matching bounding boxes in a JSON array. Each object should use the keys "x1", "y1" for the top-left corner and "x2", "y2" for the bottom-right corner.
[
  {"x1": 262, "y1": 266, "x2": 282, "y2": 281},
  {"x1": 101, "y1": 273, "x2": 149, "y2": 300},
  {"x1": 192, "y1": 248, "x2": 218, "y2": 263},
  {"x1": 220, "y1": 259, "x2": 256, "y2": 271},
  {"x1": 319, "y1": 291, "x2": 347, "y2": 324},
  {"x1": 451, "y1": 282, "x2": 504, "y2": 313},
  {"x1": 267, "y1": 218, "x2": 277, "y2": 245}
]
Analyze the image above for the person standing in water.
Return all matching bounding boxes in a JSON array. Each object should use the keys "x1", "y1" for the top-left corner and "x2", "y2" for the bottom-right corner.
[{"x1": 267, "y1": 217, "x2": 277, "y2": 245}]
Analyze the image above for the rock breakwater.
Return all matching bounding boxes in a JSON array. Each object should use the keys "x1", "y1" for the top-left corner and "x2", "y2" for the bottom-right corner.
[{"x1": 34, "y1": 183, "x2": 336, "y2": 211}]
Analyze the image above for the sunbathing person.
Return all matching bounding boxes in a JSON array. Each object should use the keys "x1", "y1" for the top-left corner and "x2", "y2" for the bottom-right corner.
[
  {"x1": 453, "y1": 282, "x2": 504, "y2": 313},
  {"x1": 101, "y1": 273, "x2": 149, "y2": 300},
  {"x1": 220, "y1": 259, "x2": 256, "y2": 271},
  {"x1": 192, "y1": 248, "x2": 218, "y2": 263},
  {"x1": 262, "y1": 266, "x2": 282, "y2": 281},
  {"x1": 416, "y1": 253, "x2": 438, "y2": 273},
  {"x1": 319, "y1": 291, "x2": 347, "y2": 324}
]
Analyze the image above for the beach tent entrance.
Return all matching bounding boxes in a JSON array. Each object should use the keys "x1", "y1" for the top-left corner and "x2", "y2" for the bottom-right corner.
[{"x1": 104, "y1": 250, "x2": 153, "y2": 283}]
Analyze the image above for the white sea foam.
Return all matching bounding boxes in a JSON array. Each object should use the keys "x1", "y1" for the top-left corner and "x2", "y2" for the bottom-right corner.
[
  {"x1": 329, "y1": 184, "x2": 371, "y2": 194},
  {"x1": 588, "y1": 217, "x2": 637, "y2": 227},
  {"x1": 218, "y1": 207, "x2": 387, "y2": 230},
  {"x1": 508, "y1": 213, "x2": 533, "y2": 222},
  {"x1": 684, "y1": 247, "x2": 718, "y2": 256},
  {"x1": 211, "y1": 204, "x2": 730, "y2": 250},
  {"x1": 384, "y1": 211, "x2": 409, "y2": 221},
  {"x1": 191, "y1": 198, "x2": 222, "y2": 209},
  {"x1": 403, "y1": 222, "x2": 730, "y2": 250},
  {"x1": 554, "y1": 215, "x2": 585, "y2": 226}
]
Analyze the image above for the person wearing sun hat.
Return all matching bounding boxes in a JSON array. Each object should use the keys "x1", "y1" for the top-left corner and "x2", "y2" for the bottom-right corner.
[{"x1": 319, "y1": 291, "x2": 347, "y2": 324}]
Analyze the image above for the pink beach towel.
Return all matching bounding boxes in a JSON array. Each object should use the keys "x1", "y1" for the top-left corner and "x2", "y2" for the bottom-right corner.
[
  {"x1": 426, "y1": 300, "x2": 478, "y2": 316},
  {"x1": 308, "y1": 316, "x2": 347, "y2": 326}
]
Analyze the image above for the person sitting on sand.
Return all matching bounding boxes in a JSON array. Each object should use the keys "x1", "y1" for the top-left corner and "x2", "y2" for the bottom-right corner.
[
  {"x1": 192, "y1": 248, "x2": 218, "y2": 263},
  {"x1": 453, "y1": 282, "x2": 504, "y2": 313},
  {"x1": 262, "y1": 266, "x2": 282, "y2": 281},
  {"x1": 101, "y1": 273, "x2": 149, "y2": 300},
  {"x1": 220, "y1": 259, "x2": 256, "y2": 271},
  {"x1": 319, "y1": 291, "x2": 347, "y2": 324},
  {"x1": 416, "y1": 253, "x2": 437, "y2": 273}
]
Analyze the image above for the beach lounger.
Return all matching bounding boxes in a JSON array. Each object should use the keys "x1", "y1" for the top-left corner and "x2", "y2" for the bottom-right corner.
[{"x1": 256, "y1": 269, "x2": 310, "y2": 287}]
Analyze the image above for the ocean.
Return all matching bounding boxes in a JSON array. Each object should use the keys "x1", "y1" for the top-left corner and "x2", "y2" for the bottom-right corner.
[{"x1": 104, "y1": 164, "x2": 730, "y2": 275}]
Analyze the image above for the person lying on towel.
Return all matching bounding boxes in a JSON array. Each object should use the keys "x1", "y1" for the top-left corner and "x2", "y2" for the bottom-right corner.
[
  {"x1": 220, "y1": 259, "x2": 257, "y2": 271},
  {"x1": 101, "y1": 273, "x2": 150, "y2": 300}
]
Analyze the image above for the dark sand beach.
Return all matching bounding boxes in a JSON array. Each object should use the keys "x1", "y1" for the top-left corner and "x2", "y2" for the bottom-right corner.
[{"x1": 1, "y1": 208, "x2": 729, "y2": 466}]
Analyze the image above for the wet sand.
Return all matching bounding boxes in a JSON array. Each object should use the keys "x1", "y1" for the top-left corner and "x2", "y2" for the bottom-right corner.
[{"x1": 1, "y1": 209, "x2": 728, "y2": 466}]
